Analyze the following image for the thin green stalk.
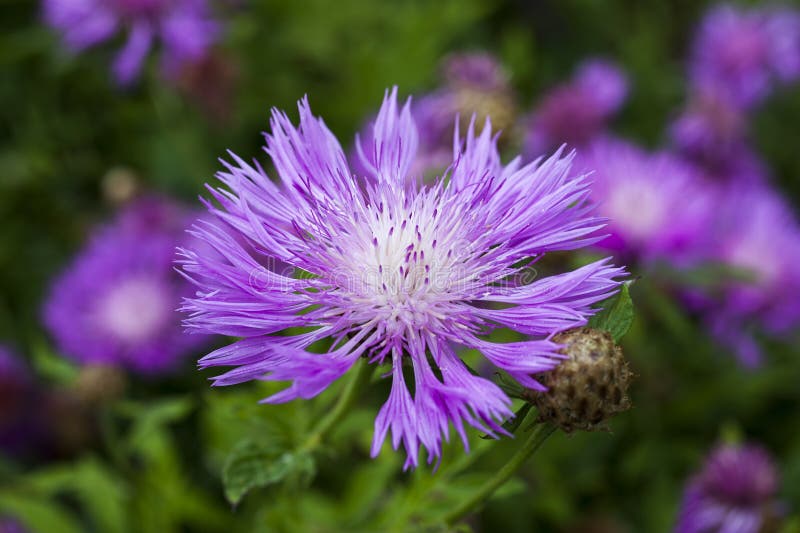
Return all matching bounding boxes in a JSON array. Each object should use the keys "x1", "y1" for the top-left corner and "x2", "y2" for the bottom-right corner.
[
  {"x1": 443, "y1": 422, "x2": 557, "y2": 526},
  {"x1": 100, "y1": 406, "x2": 133, "y2": 476},
  {"x1": 300, "y1": 357, "x2": 373, "y2": 453}
]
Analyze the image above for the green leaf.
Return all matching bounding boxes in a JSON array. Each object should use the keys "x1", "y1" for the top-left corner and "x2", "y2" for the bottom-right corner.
[
  {"x1": 30, "y1": 339, "x2": 78, "y2": 384},
  {"x1": 15, "y1": 459, "x2": 128, "y2": 533},
  {"x1": 588, "y1": 281, "x2": 635, "y2": 342},
  {"x1": 69, "y1": 460, "x2": 128, "y2": 533},
  {"x1": 116, "y1": 396, "x2": 194, "y2": 459},
  {"x1": 222, "y1": 439, "x2": 316, "y2": 506},
  {"x1": 0, "y1": 492, "x2": 83, "y2": 533}
]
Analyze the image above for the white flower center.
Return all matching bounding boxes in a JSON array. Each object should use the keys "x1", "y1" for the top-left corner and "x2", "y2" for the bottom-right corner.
[
  {"x1": 98, "y1": 277, "x2": 171, "y2": 343},
  {"x1": 327, "y1": 189, "x2": 476, "y2": 335},
  {"x1": 605, "y1": 180, "x2": 667, "y2": 242},
  {"x1": 727, "y1": 237, "x2": 779, "y2": 286}
]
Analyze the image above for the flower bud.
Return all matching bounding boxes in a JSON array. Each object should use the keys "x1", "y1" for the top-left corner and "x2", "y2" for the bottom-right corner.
[
  {"x1": 441, "y1": 53, "x2": 518, "y2": 142},
  {"x1": 531, "y1": 327, "x2": 632, "y2": 432},
  {"x1": 73, "y1": 364, "x2": 127, "y2": 406},
  {"x1": 102, "y1": 166, "x2": 140, "y2": 205},
  {"x1": 454, "y1": 87, "x2": 517, "y2": 140}
]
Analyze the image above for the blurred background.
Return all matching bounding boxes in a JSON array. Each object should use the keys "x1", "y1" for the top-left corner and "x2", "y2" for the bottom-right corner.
[{"x1": 1, "y1": 0, "x2": 800, "y2": 532}]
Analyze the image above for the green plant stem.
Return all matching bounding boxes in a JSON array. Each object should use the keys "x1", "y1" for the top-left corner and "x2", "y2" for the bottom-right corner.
[
  {"x1": 99, "y1": 406, "x2": 133, "y2": 477},
  {"x1": 443, "y1": 422, "x2": 557, "y2": 526},
  {"x1": 299, "y1": 357, "x2": 373, "y2": 453}
]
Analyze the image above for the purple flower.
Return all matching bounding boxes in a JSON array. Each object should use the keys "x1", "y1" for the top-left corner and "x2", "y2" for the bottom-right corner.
[
  {"x1": 44, "y1": 196, "x2": 208, "y2": 375},
  {"x1": 442, "y1": 52, "x2": 510, "y2": 92},
  {"x1": 179, "y1": 89, "x2": 626, "y2": 468},
  {"x1": 573, "y1": 60, "x2": 629, "y2": 116},
  {"x1": 353, "y1": 53, "x2": 516, "y2": 178},
  {"x1": 676, "y1": 443, "x2": 780, "y2": 533},
  {"x1": 577, "y1": 138, "x2": 712, "y2": 266},
  {"x1": 523, "y1": 59, "x2": 628, "y2": 157},
  {"x1": 669, "y1": 88, "x2": 769, "y2": 185},
  {"x1": 670, "y1": 88, "x2": 746, "y2": 162},
  {"x1": 0, "y1": 346, "x2": 45, "y2": 458},
  {"x1": 701, "y1": 184, "x2": 800, "y2": 367},
  {"x1": 43, "y1": 0, "x2": 220, "y2": 85},
  {"x1": 0, "y1": 345, "x2": 32, "y2": 454},
  {"x1": 0, "y1": 519, "x2": 27, "y2": 533},
  {"x1": 689, "y1": 3, "x2": 800, "y2": 108}
]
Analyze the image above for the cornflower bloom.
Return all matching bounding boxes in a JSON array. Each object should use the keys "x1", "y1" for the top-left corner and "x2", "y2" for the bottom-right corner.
[
  {"x1": 44, "y1": 197, "x2": 208, "y2": 375},
  {"x1": 577, "y1": 137, "x2": 712, "y2": 266},
  {"x1": 677, "y1": 443, "x2": 781, "y2": 533},
  {"x1": 523, "y1": 59, "x2": 628, "y2": 157},
  {"x1": 689, "y1": 3, "x2": 800, "y2": 108},
  {"x1": 0, "y1": 346, "x2": 45, "y2": 458},
  {"x1": 43, "y1": 0, "x2": 220, "y2": 84},
  {"x1": 179, "y1": 89, "x2": 626, "y2": 467},
  {"x1": 702, "y1": 184, "x2": 800, "y2": 366}
]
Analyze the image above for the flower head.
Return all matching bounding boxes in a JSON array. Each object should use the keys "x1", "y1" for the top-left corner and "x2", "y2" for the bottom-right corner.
[
  {"x1": 0, "y1": 346, "x2": 45, "y2": 458},
  {"x1": 701, "y1": 184, "x2": 800, "y2": 366},
  {"x1": 669, "y1": 85, "x2": 770, "y2": 185},
  {"x1": 577, "y1": 138, "x2": 712, "y2": 266},
  {"x1": 689, "y1": 3, "x2": 800, "y2": 108},
  {"x1": 0, "y1": 518, "x2": 27, "y2": 533},
  {"x1": 523, "y1": 59, "x2": 628, "y2": 157},
  {"x1": 43, "y1": 0, "x2": 220, "y2": 84},
  {"x1": 0, "y1": 346, "x2": 31, "y2": 406},
  {"x1": 670, "y1": 87, "x2": 746, "y2": 161},
  {"x1": 44, "y1": 196, "x2": 208, "y2": 375},
  {"x1": 677, "y1": 443, "x2": 780, "y2": 533},
  {"x1": 179, "y1": 89, "x2": 626, "y2": 468}
]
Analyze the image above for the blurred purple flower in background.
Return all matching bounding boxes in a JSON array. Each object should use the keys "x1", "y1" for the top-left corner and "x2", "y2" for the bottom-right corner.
[
  {"x1": 689, "y1": 3, "x2": 800, "y2": 109},
  {"x1": 0, "y1": 518, "x2": 27, "y2": 533},
  {"x1": 43, "y1": 0, "x2": 220, "y2": 84},
  {"x1": 669, "y1": 85, "x2": 773, "y2": 185},
  {"x1": 442, "y1": 52, "x2": 509, "y2": 92},
  {"x1": 523, "y1": 58, "x2": 628, "y2": 157},
  {"x1": 44, "y1": 197, "x2": 208, "y2": 375},
  {"x1": 672, "y1": 4, "x2": 800, "y2": 184},
  {"x1": 179, "y1": 89, "x2": 626, "y2": 468},
  {"x1": 354, "y1": 52, "x2": 516, "y2": 178},
  {"x1": 676, "y1": 443, "x2": 781, "y2": 533},
  {"x1": 0, "y1": 346, "x2": 45, "y2": 459},
  {"x1": 700, "y1": 185, "x2": 800, "y2": 367},
  {"x1": 670, "y1": 88, "x2": 749, "y2": 172},
  {"x1": 578, "y1": 137, "x2": 712, "y2": 266}
]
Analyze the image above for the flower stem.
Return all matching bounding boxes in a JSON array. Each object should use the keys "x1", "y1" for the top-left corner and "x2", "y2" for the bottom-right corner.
[
  {"x1": 443, "y1": 422, "x2": 557, "y2": 526},
  {"x1": 300, "y1": 357, "x2": 373, "y2": 453}
]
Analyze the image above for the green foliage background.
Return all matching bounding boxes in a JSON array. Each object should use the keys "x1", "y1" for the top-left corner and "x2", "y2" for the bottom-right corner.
[{"x1": 1, "y1": 0, "x2": 799, "y2": 532}]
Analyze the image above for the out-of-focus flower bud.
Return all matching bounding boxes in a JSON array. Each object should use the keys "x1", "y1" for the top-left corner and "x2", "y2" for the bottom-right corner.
[
  {"x1": 102, "y1": 166, "x2": 140, "y2": 206},
  {"x1": 72, "y1": 364, "x2": 127, "y2": 407}
]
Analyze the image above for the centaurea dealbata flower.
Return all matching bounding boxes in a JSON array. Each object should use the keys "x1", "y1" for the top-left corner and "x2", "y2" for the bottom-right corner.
[
  {"x1": 44, "y1": 197, "x2": 209, "y2": 375},
  {"x1": 179, "y1": 89, "x2": 626, "y2": 468},
  {"x1": 43, "y1": 0, "x2": 220, "y2": 85},
  {"x1": 677, "y1": 443, "x2": 781, "y2": 533},
  {"x1": 689, "y1": 3, "x2": 800, "y2": 109}
]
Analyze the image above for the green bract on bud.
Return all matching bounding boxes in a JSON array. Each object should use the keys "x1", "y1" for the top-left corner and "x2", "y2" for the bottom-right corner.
[{"x1": 530, "y1": 327, "x2": 633, "y2": 432}]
